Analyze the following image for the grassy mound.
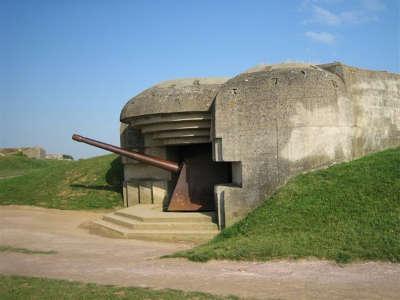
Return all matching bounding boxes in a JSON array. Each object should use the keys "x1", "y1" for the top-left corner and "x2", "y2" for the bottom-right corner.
[
  {"x1": 0, "y1": 154, "x2": 123, "y2": 210},
  {"x1": 0, "y1": 153, "x2": 51, "y2": 178},
  {"x1": 171, "y1": 148, "x2": 400, "y2": 263}
]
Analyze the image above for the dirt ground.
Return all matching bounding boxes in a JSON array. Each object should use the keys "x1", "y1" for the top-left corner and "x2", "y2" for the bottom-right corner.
[{"x1": 0, "y1": 205, "x2": 399, "y2": 299}]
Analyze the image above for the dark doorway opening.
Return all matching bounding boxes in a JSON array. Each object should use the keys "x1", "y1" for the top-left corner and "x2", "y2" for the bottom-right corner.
[{"x1": 167, "y1": 143, "x2": 231, "y2": 211}]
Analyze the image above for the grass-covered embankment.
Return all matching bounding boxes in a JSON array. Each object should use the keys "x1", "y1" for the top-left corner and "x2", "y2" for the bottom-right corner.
[
  {"x1": 0, "y1": 275, "x2": 237, "y2": 300},
  {"x1": 0, "y1": 154, "x2": 123, "y2": 210},
  {"x1": 172, "y1": 148, "x2": 400, "y2": 263},
  {"x1": 0, "y1": 153, "x2": 50, "y2": 179}
]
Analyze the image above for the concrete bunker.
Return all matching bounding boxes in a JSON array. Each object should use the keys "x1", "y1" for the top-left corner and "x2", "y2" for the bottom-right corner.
[
  {"x1": 75, "y1": 62, "x2": 399, "y2": 240},
  {"x1": 119, "y1": 78, "x2": 235, "y2": 222},
  {"x1": 119, "y1": 63, "x2": 399, "y2": 230}
]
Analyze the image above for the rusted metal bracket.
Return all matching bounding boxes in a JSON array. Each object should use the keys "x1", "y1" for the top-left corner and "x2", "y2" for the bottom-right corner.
[{"x1": 167, "y1": 163, "x2": 205, "y2": 211}]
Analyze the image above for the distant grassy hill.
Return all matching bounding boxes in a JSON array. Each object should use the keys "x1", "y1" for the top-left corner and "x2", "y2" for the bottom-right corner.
[
  {"x1": 171, "y1": 147, "x2": 400, "y2": 263},
  {"x1": 0, "y1": 154, "x2": 123, "y2": 210}
]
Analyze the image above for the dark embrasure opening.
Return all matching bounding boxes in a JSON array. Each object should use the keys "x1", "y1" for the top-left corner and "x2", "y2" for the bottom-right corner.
[{"x1": 167, "y1": 143, "x2": 231, "y2": 211}]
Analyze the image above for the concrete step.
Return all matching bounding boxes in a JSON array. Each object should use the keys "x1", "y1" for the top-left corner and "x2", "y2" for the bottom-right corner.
[
  {"x1": 89, "y1": 219, "x2": 218, "y2": 242},
  {"x1": 115, "y1": 205, "x2": 216, "y2": 223},
  {"x1": 103, "y1": 213, "x2": 219, "y2": 231},
  {"x1": 89, "y1": 219, "x2": 130, "y2": 238}
]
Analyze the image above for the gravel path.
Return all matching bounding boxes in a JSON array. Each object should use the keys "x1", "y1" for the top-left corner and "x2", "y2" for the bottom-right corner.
[{"x1": 0, "y1": 205, "x2": 399, "y2": 299}]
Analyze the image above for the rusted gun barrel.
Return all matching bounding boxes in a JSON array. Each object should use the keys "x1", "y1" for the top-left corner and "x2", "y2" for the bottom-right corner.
[{"x1": 72, "y1": 134, "x2": 180, "y2": 173}]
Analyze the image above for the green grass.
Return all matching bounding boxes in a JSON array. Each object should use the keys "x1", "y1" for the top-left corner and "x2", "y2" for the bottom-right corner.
[
  {"x1": 0, "y1": 153, "x2": 51, "y2": 178},
  {"x1": 0, "y1": 154, "x2": 123, "y2": 210},
  {"x1": 0, "y1": 275, "x2": 237, "y2": 300},
  {"x1": 0, "y1": 245, "x2": 57, "y2": 255},
  {"x1": 171, "y1": 148, "x2": 400, "y2": 263}
]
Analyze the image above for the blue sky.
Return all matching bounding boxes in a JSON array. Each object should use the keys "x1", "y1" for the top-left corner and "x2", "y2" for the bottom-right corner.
[{"x1": 0, "y1": 0, "x2": 398, "y2": 158}]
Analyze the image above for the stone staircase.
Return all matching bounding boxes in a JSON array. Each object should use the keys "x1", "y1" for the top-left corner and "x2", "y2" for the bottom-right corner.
[{"x1": 88, "y1": 204, "x2": 219, "y2": 243}]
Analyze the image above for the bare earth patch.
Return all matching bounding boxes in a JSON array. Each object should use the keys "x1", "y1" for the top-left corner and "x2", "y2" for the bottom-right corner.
[{"x1": 0, "y1": 205, "x2": 399, "y2": 299}]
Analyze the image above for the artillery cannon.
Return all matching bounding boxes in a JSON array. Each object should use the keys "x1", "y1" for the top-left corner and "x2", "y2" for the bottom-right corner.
[
  {"x1": 72, "y1": 134, "x2": 230, "y2": 211},
  {"x1": 72, "y1": 134, "x2": 180, "y2": 173}
]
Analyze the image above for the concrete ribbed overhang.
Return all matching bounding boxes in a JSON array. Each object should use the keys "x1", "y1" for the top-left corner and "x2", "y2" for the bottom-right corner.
[
  {"x1": 120, "y1": 78, "x2": 228, "y2": 122},
  {"x1": 121, "y1": 77, "x2": 229, "y2": 146}
]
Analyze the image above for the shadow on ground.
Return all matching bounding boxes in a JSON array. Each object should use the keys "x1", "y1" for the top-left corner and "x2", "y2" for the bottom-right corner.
[{"x1": 70, "y1": 184, "x2": 121, "y2": 193}]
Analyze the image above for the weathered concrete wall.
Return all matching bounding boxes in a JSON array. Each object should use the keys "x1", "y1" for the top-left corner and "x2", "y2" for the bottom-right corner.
[
  {"x1": 327, "y1": 63, "x2": 400, "y2": 157},
  {"x1": 0, "y1": 147, "x2": 46, "y2": 159},
  {"x1": 45, "y1": 153, "x2": 73, "y2": 160},
  {"x1": 120, "y1": 122, "x2": 172, "y2": 208},
  {"x1": 213, "y1": 63, "x2": 399, "y2": 227},
  {"x1": 120, "y1": 78, "x2": 228, "y2": 208}
]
